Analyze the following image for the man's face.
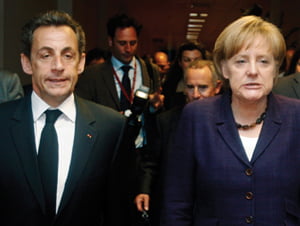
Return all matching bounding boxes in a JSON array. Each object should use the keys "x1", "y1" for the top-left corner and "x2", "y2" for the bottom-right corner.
[
  {"x1": 179, "y1": 49, "x2": 203, "y2": 70},
  {"x1": 184, "y1": 66, "x2": 221, "y2": 103},
  {"x1": 153, "y1": 52, "x2": 170, "y2": 74},
  {"x1": 108, "y1": 27, "x2": 138, "y2": 64},
  {"x1": 21, "y1": 25, "x2": 85, "y2": 107}
]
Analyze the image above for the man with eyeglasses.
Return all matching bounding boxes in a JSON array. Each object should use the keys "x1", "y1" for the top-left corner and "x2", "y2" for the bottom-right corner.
[{"x1": 135, "y1": 59, "x2": 222, "y2": 225}]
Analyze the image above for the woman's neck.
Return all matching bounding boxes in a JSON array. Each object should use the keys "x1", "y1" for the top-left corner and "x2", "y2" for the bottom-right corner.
[
  {"x1": 231, "y1": 97, "x2": 267, "y2": 124},
  {"x1": 231, "y1": 96, "x2": 267, "y2": 137}
]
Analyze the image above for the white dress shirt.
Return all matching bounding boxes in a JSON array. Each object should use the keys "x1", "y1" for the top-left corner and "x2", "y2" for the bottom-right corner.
[
  {"x1": 111, "y1": 56, "x2": 142, "y2": 99},
  {"x1": 32, "y1": 91, "x2": 76, "y2": 212},
  {"x1": 111, "y1": 56, "x2": 146, "y2": 148}
]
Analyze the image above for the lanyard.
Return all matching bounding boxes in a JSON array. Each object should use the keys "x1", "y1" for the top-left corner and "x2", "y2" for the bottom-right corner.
[{"x1": 112, "y1": 61, "x2": 137, "y2": 103}]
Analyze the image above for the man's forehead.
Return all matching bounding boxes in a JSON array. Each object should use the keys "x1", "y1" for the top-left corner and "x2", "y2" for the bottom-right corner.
[{"x1": 114, "y1": 27, "x2": 138, "y2": 39}]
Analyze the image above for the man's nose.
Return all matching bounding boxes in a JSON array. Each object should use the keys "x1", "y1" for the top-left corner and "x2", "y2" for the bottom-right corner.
[
  {"x1": 52, "y1": 56, "x2": 64, "y2": 71},
  {"x1": 193, "y1": 87, "x2": 201, "y2": 99}
]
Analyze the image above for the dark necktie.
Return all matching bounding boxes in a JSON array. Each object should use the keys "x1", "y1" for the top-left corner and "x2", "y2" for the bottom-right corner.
[
  {"x1": 38, "y1": 109, "x2": 62, "y2": 218},
  {"x1": 120, "y1": 65, "x2": 132, "y2": 111}
]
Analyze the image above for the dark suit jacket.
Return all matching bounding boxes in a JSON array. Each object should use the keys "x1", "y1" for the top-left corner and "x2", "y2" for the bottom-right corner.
[
  {"x1": 136, "y1": 106, "x2": 183, "y2": 225},
  {"x1": 75, "y1": 57, "x2": 161, "y2": 226},
  {"x1": 161, "y1": 92, "x2": 300, "y2": 225},
  {"x1": 273, "y1": 72, "x2": 300, "y2": 99},
  {"x1": 75, "y1": 57, "x2": 160, "y2": 111},
  {"x1": 0, "y1": 94, "x2": 126, "y2": 226},
  {"x1": 138, "y1": 106, "x2": 183, "y2": 195}
]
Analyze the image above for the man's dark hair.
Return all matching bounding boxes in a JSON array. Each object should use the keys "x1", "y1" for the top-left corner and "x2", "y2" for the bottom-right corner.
[
  {"x1": 106, "y1": 14, "x2": 142, "y2": 39},
  {"x1": 177, "y1": 41, "x2": 207, "y2": 62},
  {"x1": 85, "y1": 47, "x2": 108, "y2": 66},
  {"x1": 21, "y1": 10, "x2": 86, "y2": 57}
]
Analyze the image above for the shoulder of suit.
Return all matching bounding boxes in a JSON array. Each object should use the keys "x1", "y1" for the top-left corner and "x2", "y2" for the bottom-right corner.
[
  {"x1": 76, "y1": 95, "x2": 125, "y2": 120},
  {"x1": 273, "y1": 73, "x2": 300, "y2": 95},
  {"x1": 83, "y1": 61, "x2": 112, "y2": 76},
  {"x1": 0, "y1": 97, "x2": 25, "y2": 120}
]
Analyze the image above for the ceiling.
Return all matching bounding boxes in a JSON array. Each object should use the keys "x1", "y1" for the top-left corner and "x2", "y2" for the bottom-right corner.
[{"x1": 75, "y1": 0, "x2": 300, "y2": 58}]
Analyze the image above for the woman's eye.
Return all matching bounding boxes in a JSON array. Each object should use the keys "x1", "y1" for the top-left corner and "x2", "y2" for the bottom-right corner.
[
  {"x1": 236, "y1": 59, "x2": 246, "y2": 64},
  {"x1": 260, "y1": 59, "x2": 269, "y2": 64}
]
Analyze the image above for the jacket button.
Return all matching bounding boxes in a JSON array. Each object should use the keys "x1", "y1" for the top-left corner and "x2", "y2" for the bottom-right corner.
[
  {"x1": 245, "y1": 216, "x2": 254, "y2": 223},
  {"x1": 245, "y1": 192, "x2": 253, "y2": 200},
  {"x1": 245, "y1": 168, "x2": 253, "y2": 176}
]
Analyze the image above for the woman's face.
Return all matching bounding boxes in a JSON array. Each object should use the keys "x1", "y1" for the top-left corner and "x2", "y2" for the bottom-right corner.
[{"x1": 221, "y1": 36, "x2": 277, "y2": 103}]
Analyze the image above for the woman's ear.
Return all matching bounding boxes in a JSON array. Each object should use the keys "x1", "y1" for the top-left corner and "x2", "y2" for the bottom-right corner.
[{"x1": 221, "y1": 60, "x2": 229, "y2": 79}]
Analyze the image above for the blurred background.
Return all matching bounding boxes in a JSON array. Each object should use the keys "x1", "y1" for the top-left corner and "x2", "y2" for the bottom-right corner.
[{"x1": 1, "y1": 0, "x2": 299, "y2": 85}]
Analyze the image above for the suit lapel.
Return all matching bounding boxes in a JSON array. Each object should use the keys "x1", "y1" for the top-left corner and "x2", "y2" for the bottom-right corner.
[
  {"x1": 103, "y1": 58, "x2": 151, "y2": 111},
  {"x1": 217, "y1": 93, "x2": 282, "y2": 165},
  {"x1": 216, "y1": 94, "x2": 251, "y2": 166},
  {"x1": 251, "y1": 94, "x2": 282, "y2": 163},
  {"x1": 58, "y1": 97, "x2": 97, "y2": 213},
  {"x1": 138, "y1": 57, "x2": 151, "y2": 88},
  {"x1": 11, "y1": 95, "x2": 46, "y2": 212},
  {"x1": 103, "y1": 61, "x2": 120, "y2": 110}
]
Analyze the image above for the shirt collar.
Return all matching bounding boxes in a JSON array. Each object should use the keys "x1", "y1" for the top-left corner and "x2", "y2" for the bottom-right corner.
[
  {"x1": 111, "y1": 56, "x2": 136, "y2": 71},
  {"x1": 31, "y1": 91, "x2": 76, "y2": 122}
]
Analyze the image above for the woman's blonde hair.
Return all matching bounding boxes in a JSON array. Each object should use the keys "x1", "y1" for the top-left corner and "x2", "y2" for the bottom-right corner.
[{"x1": 213, "y1": 15, "x2": 286, "y2": 78}]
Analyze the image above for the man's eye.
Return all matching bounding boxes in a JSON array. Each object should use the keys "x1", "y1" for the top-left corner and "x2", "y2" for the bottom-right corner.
[
  {"x1": 129, "y1": 41, "x2": 137, "y2": 46},
  {"x1": 40, "y1": 54, "x2": 51, "y2": 60},
  {"x1": 118, "y1": 41, "x2": 126, "y2": 46},
  {"x1": 198, "y1": 85, "x2": 208, "y2": 91},
  {"x1": 186, "y1": 85, "x2": 194, "y2": 89},
  {"x1": 64, "y1": 54, "x2": 73, "y2": 59},
  {"x1": 183, "y1": 58, "x2": 191, "y2": 63}
]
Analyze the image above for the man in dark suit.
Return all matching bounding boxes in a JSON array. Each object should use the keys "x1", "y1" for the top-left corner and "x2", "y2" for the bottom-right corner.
[
  {"x1": 273, "y1": 72, "x2": 300, "y2": 99},
  {"x1": 0, "y1": 10, "x2": 125, "y2": 226},
  {"x1": 75, "y1": 14, "x2": 164, "y2": 226},
  {"x1": 135, "y1": 60, "x2": 222, "y2": 225}
]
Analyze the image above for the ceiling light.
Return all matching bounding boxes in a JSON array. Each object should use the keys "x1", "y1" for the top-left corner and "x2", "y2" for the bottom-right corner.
[
  {"x1": 189, "y1": 13, "x2": 198, "y2": 17},
  {"x1": 189, "y1": 19, "x2": 206, "y2": 23},
  {"x1": 187, "y1": 32, "x2": 200, "y2": 35},
  {"x1": 186, "y1": 34, "x2": 198, "y2": 40},
  {"x1": 188, "y1": 24, "x2": 203, "y2": 28},
  {"x1": 188, "y1": 28, "x2": 202, "y2": 32},
  {"x1": 200, "y1": 13, "x2": 208, "y2": 17}
]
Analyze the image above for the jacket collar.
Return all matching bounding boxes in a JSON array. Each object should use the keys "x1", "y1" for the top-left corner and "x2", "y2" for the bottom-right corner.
[{"x1": 216, "y1": 92, "x2": 282, "y2": 165}]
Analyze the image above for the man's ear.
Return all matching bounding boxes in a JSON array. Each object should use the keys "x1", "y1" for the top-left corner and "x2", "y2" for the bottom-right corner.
[
  {"x1": 78, "y1": 53, "x2": 86, "y2": 74},
  {"x1": 20, "y1": 53, "x2": 33, "y2": 75},
  {"x1": 214, "y1": 80, "x2": 223, "y2": 95}
]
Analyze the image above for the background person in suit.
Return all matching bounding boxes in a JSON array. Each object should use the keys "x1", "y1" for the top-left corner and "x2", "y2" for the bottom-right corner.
[
  {"x1": 135, "y1": 59, "x2": 222, "y2": 225},
  {"x1": 75, "y1": 13, "x2": 164, "y2": 226},
  {"x1": 161, "y1": 15, "x2": 300, "y2": 225},
  {"x1": 273, "y1": 49, "x2": 300, "y2": 99},
  {"x1": 162, "y1": 41, "x2": 207, "y2": 110},
  {"x1": 0, "y1": 69, "x2": 24, "y2": 103},
  {"x1": 273, "y1": 71, "x2": 300, "y2": 99},
  {"x1": 0, "y1": 10, "x2": 125, "y2": 226}
]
